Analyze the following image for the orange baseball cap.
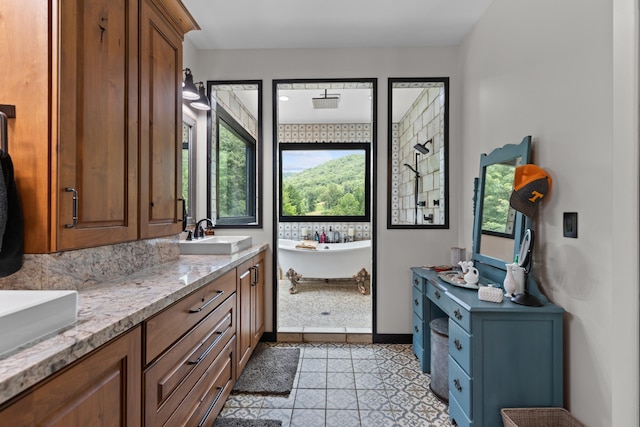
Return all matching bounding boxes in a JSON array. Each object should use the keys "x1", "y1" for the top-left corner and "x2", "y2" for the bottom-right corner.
[{"x1": 509, "y1": 164, "x2": 552, "y2": 217}]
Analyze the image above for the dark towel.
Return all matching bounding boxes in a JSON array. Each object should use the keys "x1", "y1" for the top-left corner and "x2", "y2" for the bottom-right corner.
[{"x1": 0, "y1": 153, "x2": 23, "y2": 276}]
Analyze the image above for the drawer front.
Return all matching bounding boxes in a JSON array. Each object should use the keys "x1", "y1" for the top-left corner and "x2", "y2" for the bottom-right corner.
[
  {"x1": 412, "y1": 273, "x2": 424, "y2": 293},
  {"x1": 449, "y1": 393, "x2": 473, "y2": 427},
  {"x1": 144, "y1": 295, "x2": 236, "y2": 427},
  {"x1": 426, "y1": 280, "x2": 449, "y2": 313},
  {"x1": 412, "y1": 311, "x2": 425, "y2": 348},
  {"x1": 448, "y1": 298, "x2": 471, "y2": 332},
  {"x1": 412, "y1": 284, "x2": 423, "y2": 317},
  {"x1": 175, "y1": 336, "x2": 236, "y2": 427},
  {"x1": 449, "y1": 355, "x2": 472, "y2": 416},
  {"x1": 145, "y1": 269, "x2": 236, "y2": 364},
  {"x1": 448, "y1": 320, "x2": 472, "y2": 375}
]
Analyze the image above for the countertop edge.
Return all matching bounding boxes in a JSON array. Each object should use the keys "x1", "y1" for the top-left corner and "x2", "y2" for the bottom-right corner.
[{"x1": 0, "y1": 243, "x2": 268, "y2": 406}]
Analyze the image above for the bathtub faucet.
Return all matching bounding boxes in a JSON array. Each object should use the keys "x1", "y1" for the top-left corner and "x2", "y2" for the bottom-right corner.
[{"x1": 194, "y1": 218, "x2": 215, "y2": 239}]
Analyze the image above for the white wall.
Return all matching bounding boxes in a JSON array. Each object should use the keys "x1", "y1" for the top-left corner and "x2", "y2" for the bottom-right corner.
[
  {"x1": 185, "y1": 47, "x2": 463, "y2": 335},
  {"x1": 460, "y1": 0, "x2": 639, "y2": 424}
]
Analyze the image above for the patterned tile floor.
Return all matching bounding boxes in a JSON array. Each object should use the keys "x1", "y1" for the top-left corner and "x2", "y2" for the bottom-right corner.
[
  {"x1": 278, "y1": 280, "x2": 372, "y2": 331},
  {"x1": 219, "y1": 342, "x2": 451, "y2": 427}
]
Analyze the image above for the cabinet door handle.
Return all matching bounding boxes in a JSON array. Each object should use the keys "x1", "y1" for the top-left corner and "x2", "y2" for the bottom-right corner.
[
  {"x1": 188, "y1": 327, "x2": 228, "y2": 365},
  {"x1": 251, "y1": 265, "x2": 260, "y2": 286},
  {"x1": 434, "y1": 290, "x2": 441, "y2": 299},
  {"x1": 453, "y1": 378, "x2": 462, "y2": 392},
  {"x1": 197, "y1": 386, "x2": 224, "y2": 427},
  {"x1": 64, "y1": 187, "x2": 78, "y2": 228},
  {"x1": 454, "y1": 309, "x2": 463, "y2": 321},
  {"x1": 454, "y1": 339, "x2": 462, "y2": 351},
  {"x1": 189, "y1": 290, "x2": 224, "y2": 313}
]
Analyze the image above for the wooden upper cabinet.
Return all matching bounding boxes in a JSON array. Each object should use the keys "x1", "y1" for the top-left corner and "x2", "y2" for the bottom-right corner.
[
  {"x1": 139, "y1": 0, "x2": 184, "y2": 239},
  {"x1": 57, "y1": 0, "x2": 139, "y2": 250},
  {"x1": 1, "y1": 0, "x2": 198, "y2": 253}
]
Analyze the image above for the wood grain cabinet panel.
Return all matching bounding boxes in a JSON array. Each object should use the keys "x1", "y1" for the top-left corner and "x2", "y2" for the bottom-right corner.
[
  {"x1": 237, "y1": 253, "x2": 266, "y2": 376},
  {"x1": 0, "y1": 327, "x2": 142, "y2": 426}
]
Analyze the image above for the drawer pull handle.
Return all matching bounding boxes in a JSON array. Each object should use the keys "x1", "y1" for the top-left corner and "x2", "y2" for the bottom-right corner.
[
  {"x1": 188, "y1": 329, "x2": 228, "y2": 366},
  {"x1": 189, "y1": 291, "x2": 224, "y2": 313},
  {"x1": 454, "y1": 339, "x2": 462, "y2": 351},
  {"x1": 414, "y1": 278, "x2": 418, "y2": 285},
  {"x1": 414, "y1": 298, "x2": 419, "y2": 306},
  {"x1": 414, "y1": 325, "x2": 419, "y2": 333},
  {"x1": 198, "y1": 386, "x2": 224, "y2": 427},
  {"x1": 453, "y1": 378, "x2": 462, "y2": 392},
  {"x1": 451, "y1": 419, "x2": 458, "y2": 426},
  {"x1": 434, "y1": 290, "x2": 441, "y2": 299},
  {"x1": 454, "y1": 309, "x2": 463, "y2": 321}
]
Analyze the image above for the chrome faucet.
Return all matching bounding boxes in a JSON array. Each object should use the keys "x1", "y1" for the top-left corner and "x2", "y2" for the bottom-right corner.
[{"x1": 193, "y1": 218, "x2": 215, "y2": 239}]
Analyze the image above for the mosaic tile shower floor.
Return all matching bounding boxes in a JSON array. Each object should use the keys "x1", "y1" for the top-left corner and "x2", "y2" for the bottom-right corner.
[
  {"x1": 277, "y1": 280, "x2": 372, "y2": 332},
  {"x1": 219, "y1": 342, "x2": 451, "y2": 427}
]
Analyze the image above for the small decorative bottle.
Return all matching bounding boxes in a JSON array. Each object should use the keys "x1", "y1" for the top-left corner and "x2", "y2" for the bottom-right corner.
[
  {"x1": 320, "y1": 228, "x2": 326, "y2": 243},
  {"x1": 328, "y1": 226, "x2": 333, "y2": 243},
  {"x1": 314, "y1": 230, "x2": 320, "y2": 241},
  {"x1": 503, "y1": 263, "x2": 517, "y2": 297}
]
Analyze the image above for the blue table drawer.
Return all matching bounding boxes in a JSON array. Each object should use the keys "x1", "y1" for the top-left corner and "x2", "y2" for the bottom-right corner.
[
  {"x1": 427, "y1": 280, "x2": 449, "y2": 313},
  {"x1": 448, "y1": 319, "x2": 472, "y2": 375},
  {"x1": 412, "y1": 273, "x2": 425, "y2": 293},
  {"x1": 448, "y1": 299, "x2": 471, "y2": 332},
  {"x1": 449, "y1": 393, "x2": 473, "y2": 427},
  {"x1": 413, "y1": 311, "x2": 425, "y2": 346},
  {"x1": 449, "y1": 355, "x2": 472, "y2": 416},
  {"x1": 412, "y1": 285, "x2": 423, "y2": 317}
]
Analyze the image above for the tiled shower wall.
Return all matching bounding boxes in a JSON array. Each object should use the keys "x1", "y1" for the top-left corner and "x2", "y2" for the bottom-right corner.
[
  {"x1": 390, "y1": 87, "x2": 446, "y2": 225},
  {"x1": 278, "y1": 123, "x2": 373, "y2": 240}
]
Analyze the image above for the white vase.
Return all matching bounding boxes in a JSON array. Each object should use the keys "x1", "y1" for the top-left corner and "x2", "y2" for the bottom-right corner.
[{"x1": 503, "y1": 263, "x2": 517, "y2": 297}]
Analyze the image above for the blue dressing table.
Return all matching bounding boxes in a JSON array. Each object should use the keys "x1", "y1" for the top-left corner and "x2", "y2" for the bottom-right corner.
[{"x1": 412, "y1": 137, "x2": 565, "y2": 426}]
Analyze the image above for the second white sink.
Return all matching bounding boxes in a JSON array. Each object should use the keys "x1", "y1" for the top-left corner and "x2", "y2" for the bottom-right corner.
[
  {"x1": 179, "y1": 235, "x2": 252, "y2": 255},
  {"x1": 0, "y1": 290, "x2": 78, "y2": 356}
]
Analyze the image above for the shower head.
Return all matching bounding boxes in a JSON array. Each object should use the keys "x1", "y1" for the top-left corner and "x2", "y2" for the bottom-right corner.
[
  {"x1": 414, "y1": 138, "x2": 433, "y2": 154},
  {"x1": 312, "y1": 89, "x2": 340, "y2": 109},
  {"x1": 404, "y1": 163, "x2": 420, "y2": 176}
]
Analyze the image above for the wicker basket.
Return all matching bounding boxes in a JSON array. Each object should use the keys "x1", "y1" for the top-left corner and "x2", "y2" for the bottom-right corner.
[{"x1": 501, "y1": 408, "x2": 586, "y2": 427}]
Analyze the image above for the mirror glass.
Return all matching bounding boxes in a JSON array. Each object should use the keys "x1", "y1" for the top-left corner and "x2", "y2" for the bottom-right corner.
[
  {"x1": 206, "y1": 81, "x2": 262, "y2": 227},
  {"x1": 472, "y1": 136, "x2": 531, "y2": 271},
  {"x1": 387, "y1": 78, "x2": 449, "y2": 228}
]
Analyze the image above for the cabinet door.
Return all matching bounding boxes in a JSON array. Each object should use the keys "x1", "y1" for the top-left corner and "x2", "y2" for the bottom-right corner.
[
  {"x1": 57, "y1": 0, "x2": 139, "y2": 250},
  {"x1": 251, "y1": 252, "x2": 266, "y2": 347},
  {"x1": 237, "y1": 258, "x2": 254, "y2": 374},
  {"x1": 0, "y1": 326, "x2": 142, "y2": 426},
  {"x1": 139, "y1": 0, "x2": 184, "y2": 238}
]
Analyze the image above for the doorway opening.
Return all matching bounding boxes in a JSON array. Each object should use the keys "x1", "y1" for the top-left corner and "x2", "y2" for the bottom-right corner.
[{"x1": 273, "y1": 79, "x2": 376, "y2": 339}]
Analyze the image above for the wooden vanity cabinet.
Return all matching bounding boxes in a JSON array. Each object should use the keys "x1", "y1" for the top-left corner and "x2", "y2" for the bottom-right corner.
[
  {"x1": 143, "y1": 269, "x2": 238, "y2": 426},
  {"x1": 237, "y1": 252, "x2": 266, "y2": 375},
  {"x1": 0, "y1": 0, "x2": 197, "y2": 253},
  {"x1": 0, "y1": 326, "x2": 142, "y2": 426}
]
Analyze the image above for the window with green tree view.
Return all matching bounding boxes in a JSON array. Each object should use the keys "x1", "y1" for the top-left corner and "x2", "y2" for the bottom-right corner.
[{"x1": 279, "y1": 143, "x2": 370, "y2": 222}]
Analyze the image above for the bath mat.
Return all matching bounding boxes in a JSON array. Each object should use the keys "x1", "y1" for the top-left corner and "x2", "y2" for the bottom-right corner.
[
  {"x1": 232, "y1": 347, "x2": 300, "y2": 395},
  {"x1": 213, "y1": 418, "x2": 282, "y2": 427}
]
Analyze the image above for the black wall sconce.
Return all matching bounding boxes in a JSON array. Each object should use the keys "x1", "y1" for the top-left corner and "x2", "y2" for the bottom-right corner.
[{"x1": 182, "y1": 69, "x2": 199, "y2": 100}]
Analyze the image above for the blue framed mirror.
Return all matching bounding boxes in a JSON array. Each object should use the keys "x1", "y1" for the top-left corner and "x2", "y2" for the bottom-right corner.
[{"x1": 472, "y1": 136, "x2": 531, "y2": 278}]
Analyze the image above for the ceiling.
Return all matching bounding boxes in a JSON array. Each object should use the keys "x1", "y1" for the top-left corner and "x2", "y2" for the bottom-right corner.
[
  {"x1": 182, "y1": 0, "x2": 494, "y2": 51},
  {"x1": 184, "y1": 0, "x2": 493, "y2": 123}
]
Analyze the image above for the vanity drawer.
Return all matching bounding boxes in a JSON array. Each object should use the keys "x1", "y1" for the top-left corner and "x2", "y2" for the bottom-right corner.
[
  {"x1": 412, "y1": 273, "x2": 425, "y2": 293},
  {"x1": 145, "y1": 269, "x2": 236, "y2": 364},
  {"x1": 166, "y1": 335, "x2": 235, "y2": 427},
  {"x1": 412, "y1": 284, "x2": 423, "y2": 317},
  {"x1": 448, "y1": 299, "x2": 471, "y2": 332},
  {"x1": 448, "y1": 320, "x2": 472, "y2": 375},
  {"x1": 144, "y1": 294, "x2": 236, "y2": 427},
  {"x1": 449, "y1": 355, "x2": 472, "y2": 417},
  {"x1": 412, "y1": 311, "x2": 425, "y2": 348},
  {"x1": 449, "y1": 393, "x2": 473, "y2": 427},
  {"x1": 427, "y1": 280, "x2": 450, "y2": 313}
]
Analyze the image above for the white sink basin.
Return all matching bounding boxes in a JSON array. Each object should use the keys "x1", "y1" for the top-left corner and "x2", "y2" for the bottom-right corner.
[
  {"x1": 0, "y1": 290, "x2": 78, "y2": 356},
  {"x1": 179, "y1": 235, "x2": 253, "y2": 255}
]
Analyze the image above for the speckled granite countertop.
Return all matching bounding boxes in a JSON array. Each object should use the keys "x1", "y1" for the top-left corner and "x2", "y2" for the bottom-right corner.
[{"x1": 0, "y1": 243, "x2": 268, "y2": 406}]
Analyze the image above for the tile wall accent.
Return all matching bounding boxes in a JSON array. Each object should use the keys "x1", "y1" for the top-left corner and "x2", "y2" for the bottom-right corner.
[
  {"x1": 278, "y1": 123, "x2": 372, "y2": 143},
  {"x1": 278, "y1": 222, "x2": 370, "y2": 242},
  {"x1": 390, "y1": 87, "x2": 446, "y2": 225},
  {"x1": 0, "y1": 238, "x2": 180, "y2": 291}
]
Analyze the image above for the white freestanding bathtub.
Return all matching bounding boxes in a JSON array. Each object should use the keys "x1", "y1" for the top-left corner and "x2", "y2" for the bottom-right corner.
[{"x1": 278, "y1": 238, "x2": 372, "y2": 294}]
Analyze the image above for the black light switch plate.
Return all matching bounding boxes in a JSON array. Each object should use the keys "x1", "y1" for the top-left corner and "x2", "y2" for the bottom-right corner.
[{"x1": 563, "y1": 212, "x2": 578, "y2": 238}]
